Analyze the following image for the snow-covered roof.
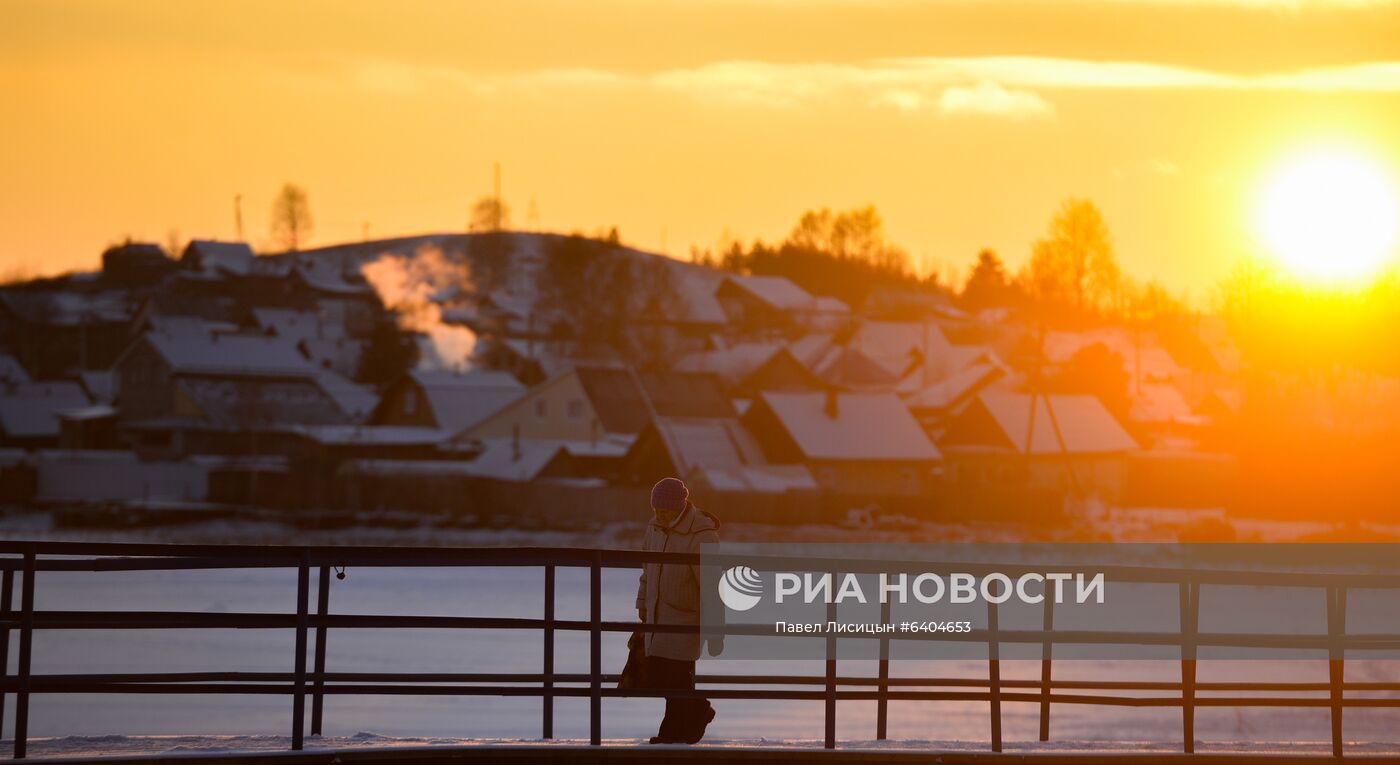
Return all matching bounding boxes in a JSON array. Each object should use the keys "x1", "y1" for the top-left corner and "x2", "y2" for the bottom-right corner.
[
  {"x1": 904, "y1": 360, "x2": 1007, "y2": 412},
  {"x1": 654, "y1": 416, "x2": 767, "y2": 475},
  {"x1": 850, "y1": 320, "x2": 957, "y2": 378},
  {"x1": 293, "y1": 425, "x2": 447, "y2": 446},
  {"x1": 720, "y1": 274, "x2": 818, "y2": 312},
  {"x1": 315, "y1": 371, "x2": 379, "y2": 422},
  {"x1": 0, "y1": 354, "x2": 29, "y2": 384},
  {"x1": 674, "y1": 342, "x2": 785, "y2": 385},
  {"x1": 0, "y1": 382, "x2": 91, "y2": 439},
  {"x1": 755, "y1": 391, "x2": 941, "y2": 462},
  {"x1": 461, "y1": 438, "x2": 566, "y2": 481},
  {"x1": 175, "y1": 377, "x2": 347, "y2": 428},
  {"x1": 142, "y1": 330, "x2": 317, "y2": 379},
  {"x1": 78, "y1": 370, "x2": 115, "y2": 403},
  {"x1": 1129, "y1": 383, "x2": 1195, "y2": 425},
  {"x1": 965, "y1": 392, "x2": 1138, "y2": 455},
  {"x1": 408, "y1": 369, "x2": 526, "y2": 434},
  {"x1": 184, "y1": 240, "x2": 255, "y2": 276},
  {"x1": 813, "y1": 296, "x2": 851, "y2": 315}
]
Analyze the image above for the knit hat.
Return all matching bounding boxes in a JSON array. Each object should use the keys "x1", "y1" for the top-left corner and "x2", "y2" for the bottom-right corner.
[{"x1": 650, "y1": 477, "x2": 689, "y2": 512}]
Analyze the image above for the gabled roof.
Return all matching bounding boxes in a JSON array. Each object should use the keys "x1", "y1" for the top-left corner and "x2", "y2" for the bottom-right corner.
[
  {"x1": 904, "y1": 360, "x2": 1008, "y2": 413},
  {"x1": 652, "y1": 415, "x2": 768, "y2": 474},
  {"x1": 952, "y1": 392, "x2": 1138, "y2": 455},
  {"x1": 140, "y1": 329, "x2": 317, "y2": 379},
  {"x1": 1129, "y1": 383, "x2": 1195, "y2": 425},
  {"x1": 850, "y1": 320, "x2": 956, "y2": 378},
  {"x1": 754, "y1": 391, "x2": 941, "y2": 462},
  {"x1": 183, "y1": 240, "x2": 255, "y2": 276},
  {"x1": 674, "y1": 342, "x2": 785, "y2": 385},
  {"x1": 576, "y1": 367, "x2": 734, "y2": 434},
  {"x1": 0, "y1": 381, "x2": 91, "y2": 438},
  {"x1": 315, "y1": 371, "x2": 379, "y2": 422},
  {"x1": 407, "y1": 369, "x2": 526, "y2": 434},
  {"x1": 719, "y1": 275, "x2": 818, "y2": 312},
  {"x1": 0, "y1": 354, "x2": 29, "y2": 384}
]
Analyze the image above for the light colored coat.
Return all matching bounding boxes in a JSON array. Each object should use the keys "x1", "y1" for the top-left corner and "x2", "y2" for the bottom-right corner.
[{"x1": 636, "y1": 502, "x2": 721, "y2": 661}]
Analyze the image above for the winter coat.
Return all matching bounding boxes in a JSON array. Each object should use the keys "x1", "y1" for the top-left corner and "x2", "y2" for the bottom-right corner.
[{"x1": 635, "y1": 501, "x2": 721, "y2": 661}]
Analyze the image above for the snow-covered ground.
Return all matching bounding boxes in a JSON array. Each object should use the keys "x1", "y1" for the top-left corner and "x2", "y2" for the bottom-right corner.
[{"x1": 6, "y1": 562, "x2": 1400, "y2": 756}]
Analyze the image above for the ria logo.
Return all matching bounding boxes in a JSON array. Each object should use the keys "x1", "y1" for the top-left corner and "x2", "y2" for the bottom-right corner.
[{"x1": 718, "y1": 566, "x2": 763, "y2": 611}]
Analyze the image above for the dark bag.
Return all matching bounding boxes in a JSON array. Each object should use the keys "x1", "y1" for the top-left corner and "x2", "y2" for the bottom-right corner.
[{"x1": 617, "y1": 631, "x2": 647, "y2": 689}]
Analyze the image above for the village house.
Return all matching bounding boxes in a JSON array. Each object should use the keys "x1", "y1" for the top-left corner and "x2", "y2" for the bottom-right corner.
[
  {"x1": 112, "y1": 325, "x2": 351, "y2": 456},
  {"x1": 0, "y1": 381, "x2": 92, "y2": 449},
  {"x1": 371, "y1": 369, "x2": 526, "y2": 436},
  {"x1": 939, "y1": 391, "x2": 1138, "y2": 501},
  {"x1": 739, "y1": 390, "x2": 942, "y2": 497},
  {"x1": 715, "y1": 275, "x2": 849, "y2": 338}
]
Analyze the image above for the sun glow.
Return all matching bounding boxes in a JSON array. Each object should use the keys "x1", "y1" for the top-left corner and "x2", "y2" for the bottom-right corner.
[{"x1": 1254, "y1": 146, "x2": 1400, "y2": 283}]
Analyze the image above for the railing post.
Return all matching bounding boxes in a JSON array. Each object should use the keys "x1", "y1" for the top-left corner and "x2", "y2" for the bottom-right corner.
[
  {"x1": 589, "y1": 552, "x2": 601, "y2": 746},
  {"x1": 876, "y1": 597, "x2": 890, "y2": 741},
  {"x1": 987, "y1": 597, "x2": 1001, "y2": 753},
  {"x1": 1039, "y1": 593, "x2": 1054, "y2": 741},
  {"x1": 1327, "y1": 586, "x2": 1347, "y2": 759},
  {"x1": 1179, "y1": 580, "x2": 1199, "y2": 755},
  {"x1": 542, "y1": 563, "x2": 555, "y2": 740},
  {"x1": 13, "y1": 549, "x2": 35, "y2": 760},
  {"x1": 824, "y1": 597, "x2": 837, "y2": 750},
  {"x1": 310, "y1": 565, "x2": 331, "y2": 737},
  {"x1": 1, "y1": 568, "x2": 13, "y2": 743},
  {"x1": 291, "y1": 554, "x2": 310, "y2": 751}
]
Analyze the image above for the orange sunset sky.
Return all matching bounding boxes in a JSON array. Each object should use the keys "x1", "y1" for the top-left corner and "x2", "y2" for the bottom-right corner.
[{"x1": 4, "y1": 0, "x2": 1400, "y2": 293}]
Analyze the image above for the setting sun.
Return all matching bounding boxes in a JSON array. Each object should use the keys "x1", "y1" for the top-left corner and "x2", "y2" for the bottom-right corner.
[{"x1": 1255, "y1": 147, "x2": 1400, "y2": 283}]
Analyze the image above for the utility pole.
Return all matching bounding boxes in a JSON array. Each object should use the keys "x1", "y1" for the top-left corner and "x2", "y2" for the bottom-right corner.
[{"x1": 233, "y1": 194, "x2": 245, "y2": 241}]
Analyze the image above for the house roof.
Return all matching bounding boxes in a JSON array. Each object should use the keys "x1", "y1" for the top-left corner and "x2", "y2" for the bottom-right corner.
[
  {"x1": 576, "y1": 367, "x2": 734, "y2": 434},
  {"x1": 315, "y1": 371, "x2": 379, "y2": 422},
  {"x1": 674, "y1": 342, "x2": 785, "y2": 385},
  {"x1": 963, "y1": 392, "x2": 1138, "y2": 455},
  {"x1": 142, "y1": 329, "x2": 317, "y2": 379},
  {"x1": 175, "y1": 377, "x2": 348, "y2": 428},
  {"x1": 652, "y1": 416, "x2": 768, "y2": 475},
  {"x1": 850, "y1": 320, "x2": 956, "y2": 378},
  {"x1": 184, "y1": 240, "x2": 255, "y2": 276},
  {"x1": 293, "y1": 424, "x2": 447, "y2": 446},
  {"x1": 0, "y1": 382, "x2": 91, "y2": 439},
  {"x1": 407, "y1": 369, "x2": 526, "y2": 434},
  {"x1": 721, "y1": 275, "x2": 817, "y2": 312},
  {"x1": 904, "y1": 360, "x2": 1007, "y2": 413},
  {"x1": 0, "y1": 354, "x2": 29, "y2": 384},
  {"x1": 755, "y1": 391, "x2": 941, "y2": 462},
  {"x1": 1129, "y1": 382, "x2": 1195, "y2": 425}
]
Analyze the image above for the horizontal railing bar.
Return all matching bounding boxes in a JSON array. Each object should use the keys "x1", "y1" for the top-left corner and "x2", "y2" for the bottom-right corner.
[
  {"x1": 5, "y1": 543, "x2": 1400, "y2": 588},
  {"x1": 11, "y1": 612, "x2": 1400, "y2": 652},
  {"x1": 13, "y1": 671, "x2": 1400, "y2": 692},
  {"x1": 7, "y1": 681, "x2": 1400, "y2": 708}
]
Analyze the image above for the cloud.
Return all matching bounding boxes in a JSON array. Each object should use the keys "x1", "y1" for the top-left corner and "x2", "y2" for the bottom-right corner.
[
  {"x1": 322, "y1": 55, "x2": 1400, "y2": 120},
  {"x1": 938, "y1": 81, "x2": 1054, "y2": 118}
]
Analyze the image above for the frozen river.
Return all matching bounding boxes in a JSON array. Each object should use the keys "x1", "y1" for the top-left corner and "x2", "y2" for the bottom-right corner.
[{"x1": 11, "y1": 563, "x2": 1400, "y2": 748}]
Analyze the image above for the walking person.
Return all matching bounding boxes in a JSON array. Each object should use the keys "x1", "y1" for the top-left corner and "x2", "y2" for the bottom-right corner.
[{"x1": 636, "y1": 477, "x2": 724, "y2": 744}]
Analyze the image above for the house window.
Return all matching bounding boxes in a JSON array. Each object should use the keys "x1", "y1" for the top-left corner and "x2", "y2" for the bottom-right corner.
[
  {"x1": 535, "y1": 399, "x2": 548, "y2": 418},
  {"x1": 567, "y1": 399, "x2": 585, "y2": 419},
  {"x1": 403, "y1": 389, "x2": 417, "y2": 416}
]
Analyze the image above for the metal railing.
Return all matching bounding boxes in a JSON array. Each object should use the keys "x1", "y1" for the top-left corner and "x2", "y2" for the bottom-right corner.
[{"x1": 1, "y1": 540, "x2": 1399, "y2": 760}]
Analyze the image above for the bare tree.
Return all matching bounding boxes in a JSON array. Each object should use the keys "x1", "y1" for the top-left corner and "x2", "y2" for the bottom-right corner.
[
  {"x1": 271, "y1": 183, "x2": 313, "y2": 252},
  {"x1": 469, "y1": 196, "x2": 510, "y2": 232},
  {"x1": 1023, "y1": 198, "x2": 1119, "y2": 316}
]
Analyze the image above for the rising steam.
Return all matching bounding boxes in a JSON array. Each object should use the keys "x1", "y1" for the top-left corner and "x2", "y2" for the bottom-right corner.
[{"x1": 361, "y1": 246, "x2": 476, "y2": 371}]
